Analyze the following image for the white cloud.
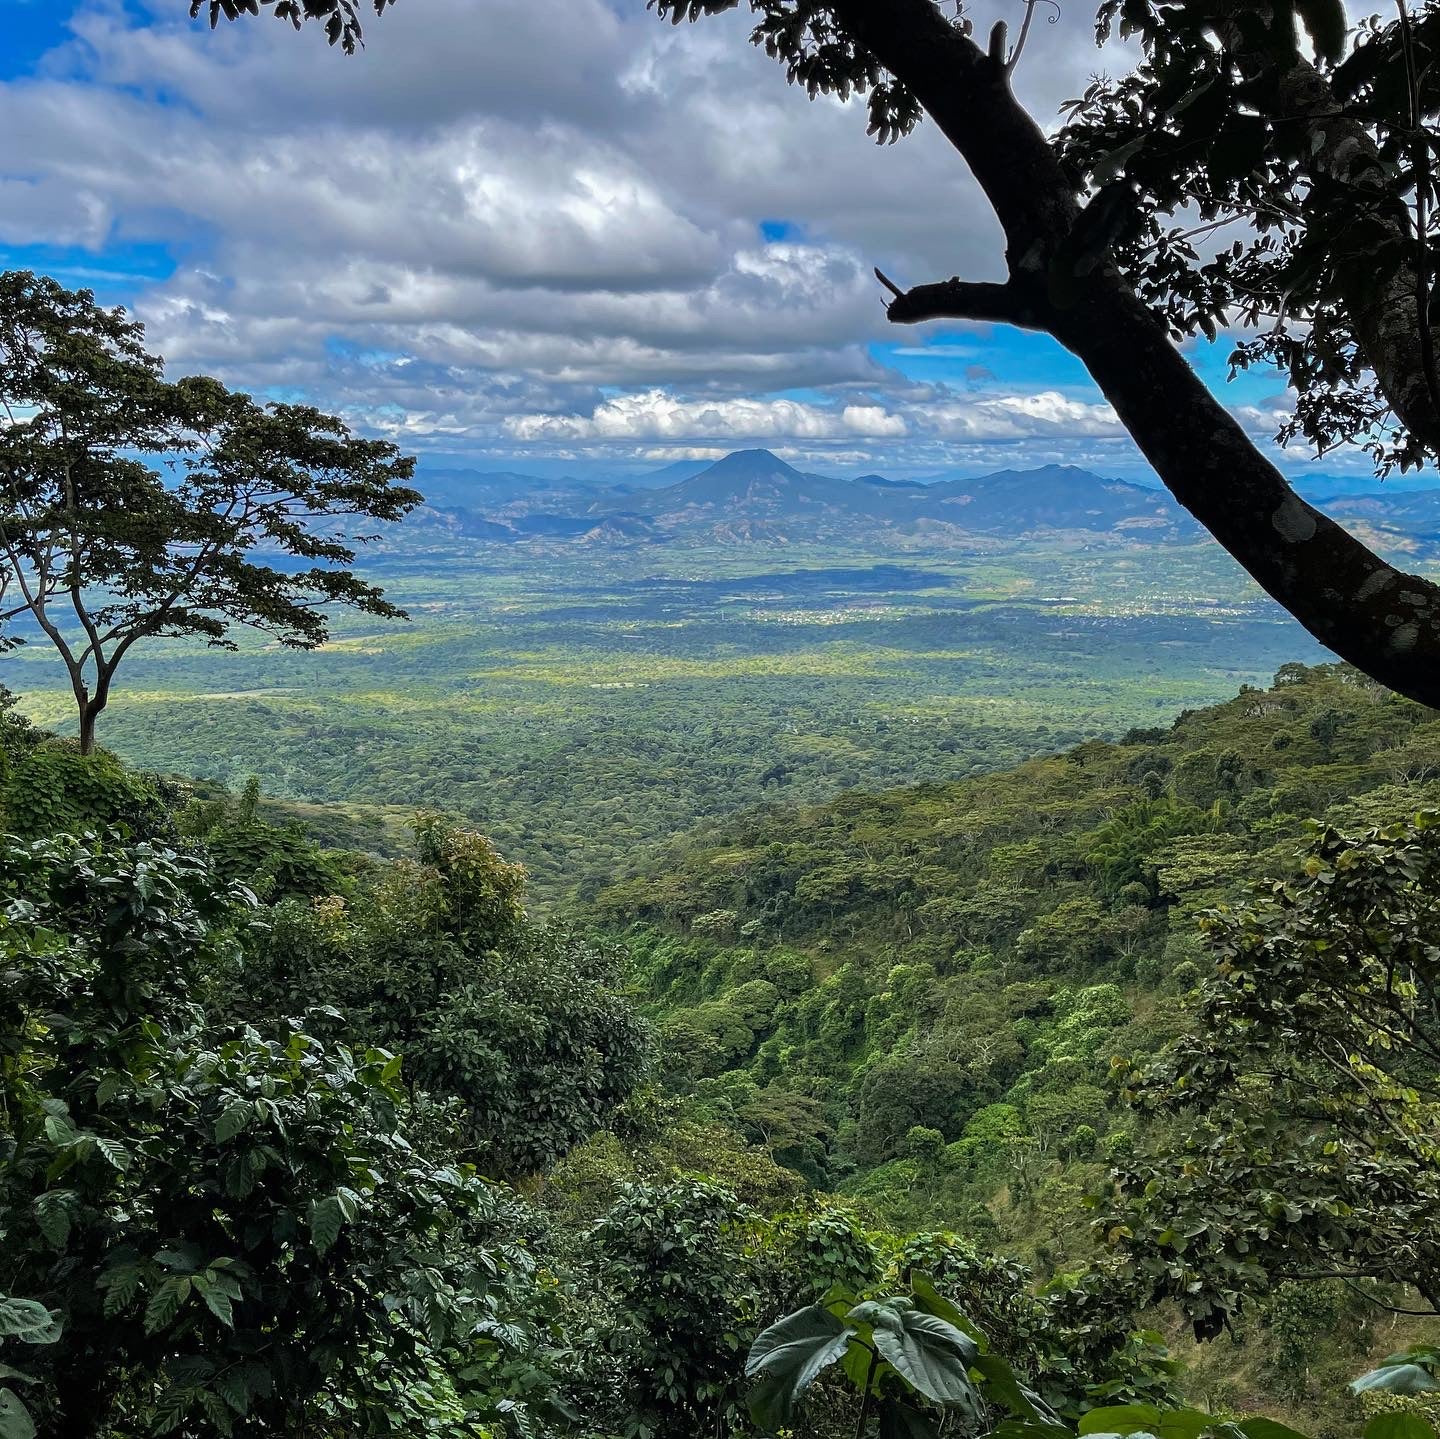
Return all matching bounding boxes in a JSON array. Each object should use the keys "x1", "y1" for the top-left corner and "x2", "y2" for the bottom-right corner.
[
  {"x1": 0, "y1": 0, "x2": 1224, "y2": 472},
  {"x1": 926, "y1": 392, "x2": 1124, "y2": 439},
  {"x1": 505, "y1": 386, "x2": 1121, "y2": 448},
  {"x1": 505, "y1": 389, "x2": 908, "y2": 443}
]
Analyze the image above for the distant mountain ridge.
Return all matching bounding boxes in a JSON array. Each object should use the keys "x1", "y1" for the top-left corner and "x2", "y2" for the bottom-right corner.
[{"x1": 407, "y1": 449, "x2": 1440, "y2": 551}]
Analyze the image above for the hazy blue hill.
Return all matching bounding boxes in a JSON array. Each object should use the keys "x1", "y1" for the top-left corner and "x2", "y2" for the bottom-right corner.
[
  {"x1": 1293, "y1": 471, "x2": 1440, "y2": 499},
  {"x1": 403, "y1": 450, "x2": 1440, "y2": 554},
  {"x1": 1327, "y1": 487, "x2": 1440, "y2": 537},
  {"x1": 413, "y1": 468, "x2": 552, "y2": 506},
  {"x1": 923, "y1": 463, "x2": 1198, "y2": 537},
  {"x1": 855, "y1": 472, "x2": 927, "y2": 491},
  {"x1": 633, "y1": 457, "x2": 717, "y2": 487},
  {"x1": 588, "y1": 449, "x2": 1187, "y2": 541},
  {"x1": 595, "y1": 448, "x2": 863, "y2": 516}
]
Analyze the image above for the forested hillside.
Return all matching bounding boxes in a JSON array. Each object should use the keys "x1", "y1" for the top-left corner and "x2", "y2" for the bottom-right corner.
[
  {"x1": 594, "y1": 662, "x2": 1440, "y2": 1267},
  {"x1": 0, "y1": 691, "x2": 1183, "y2": 1437},
  {"x1": 9, "y1": 663, "x2": 1440, "y2": 1436}
]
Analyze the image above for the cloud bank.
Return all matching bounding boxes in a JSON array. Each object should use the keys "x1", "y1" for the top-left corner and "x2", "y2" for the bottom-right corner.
[{"x1": 0, "y1": 0, "x2": 1312, "y2": 475}]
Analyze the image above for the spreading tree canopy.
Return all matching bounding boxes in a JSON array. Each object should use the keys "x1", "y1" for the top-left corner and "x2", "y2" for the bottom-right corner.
[
  {"x1": 1102, "y1": 811, "x2": 1440, "y2": 1337},
  {"x1": 200, "y1": 0, "x2": 1440, "y2": 708},
  {"x1": 0, "y1": 272, "x2": 420, "y2": 753}
]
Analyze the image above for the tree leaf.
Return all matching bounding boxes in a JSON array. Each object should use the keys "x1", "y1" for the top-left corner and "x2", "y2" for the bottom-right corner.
[
  {"x1": 859, "y1": 1305, "x2": 980, "y2": 1411},
  {"x1": 1242, "y1": 1420, "x2": 1318, "y2": 1439},
  {"x1": 1365, "y1": 1414, "x2": 1438, "y2": 1439},
  {"x1": 41, "y1": 1115, "x2": 76, "y2": 1147},
  {"x1": 94, "y1": 1137, "x2": 130, "y2": 1172},
  {"x1": 32, "y1": 1193, "x2": 69, "y2": 1250},
  {"x1": 100, "y1": 1266, "x2": 144, "y2": 1319},
  {"x1": 909, "y1": 1273, "x2": 984, "y2": 1346},
  {"x1": 214, "y1": 1103, "x2": 252, "y2": 1144},
  {"x1": 0, "y1": 1302, "x2": 59, "y2": 1346},
  {"x1": 308, "y1": 1195, "x2": 345, "y2": 1257},
  {"x1": 746, "y1": 1305, "x2": 855, "y2": 1429},
  {"x1": 0, "y1": 1389, "x2": 35, "y2": 1439},
  {"x1": 200, "y1": 1286, "x2": 235, "y2": 1328},
  {"x1": 143, "y1": 1278, "x2": 187, "y2": 1336}
]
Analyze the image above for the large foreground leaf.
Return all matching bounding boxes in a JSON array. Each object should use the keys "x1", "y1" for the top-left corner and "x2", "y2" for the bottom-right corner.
[
  {"x1": 0, "y1": 1389, "x2": 35, "y2": 1439},
  {"x1": 1365, "y1": 1417, "x2": 1439, "y2": 1439},
  {"x1": 850, "y1": 1301, "x2": 980, "y2": 1412},
  {"x1": 746, "y1": 1304, "x2": 855, "y2": 1429}
]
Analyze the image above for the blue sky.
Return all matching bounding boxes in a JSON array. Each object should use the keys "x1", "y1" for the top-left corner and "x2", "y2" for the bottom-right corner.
[
  {"x1": 0, "y1": 0, "x2": 1381, "y2": 482},
  {"x1": 0, "y1": 1, "x2": 75, "y2": 76}
]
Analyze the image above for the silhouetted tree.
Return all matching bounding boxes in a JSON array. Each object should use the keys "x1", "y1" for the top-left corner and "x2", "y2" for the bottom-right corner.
[{"x1": 0, "y1": 272, "x2": 419, "y2": 752}]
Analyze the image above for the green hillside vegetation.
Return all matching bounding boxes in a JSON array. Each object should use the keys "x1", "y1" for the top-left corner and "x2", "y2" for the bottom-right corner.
[
  {"x1": 9, "y1": 664, "x2": 1440, "y2": 1435},
  {"x1": 7, "y1": 539, "x2": 1327, "y2": 901},
  {"x1": 593, "y1": 663, "x2": 1440, "y2": 1268},
  {"x1": 0, "y1": 692, "x2": 1185, "y2": 1438}
]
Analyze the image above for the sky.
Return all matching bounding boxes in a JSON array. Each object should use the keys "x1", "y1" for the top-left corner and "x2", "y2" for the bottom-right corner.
[{"x1": 0, "y1": 0, "x2": 1356, "y2": 481}]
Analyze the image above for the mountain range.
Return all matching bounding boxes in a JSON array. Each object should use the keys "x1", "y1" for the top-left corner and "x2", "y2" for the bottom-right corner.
[{"x1": 406, "y1": 448, "x2": 1440, "y2": 551}]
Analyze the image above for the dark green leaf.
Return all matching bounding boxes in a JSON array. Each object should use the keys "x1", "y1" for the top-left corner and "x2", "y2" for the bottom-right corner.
[
  {"x1": 0, "y1": 1390, "x2": 35, "y2": 1439},
  {"x1": 746, "y1": 1305, "x2": 855, "y2": 1428},
  {"x1": 1365, "y1": 1414, "x2": 1438, "y2": 1439}
]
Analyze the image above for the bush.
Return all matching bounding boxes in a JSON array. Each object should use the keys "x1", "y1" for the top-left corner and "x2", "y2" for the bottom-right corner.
[
  {"x1": 0, "y1": 833, "x2": 552, "y2": 1437},
  {"x1": 589, "y1": 1180, "x2": 762, "y2": 1438},
  {"x1": 0, "y1": 739, "x2": 168, "y2": 841}
]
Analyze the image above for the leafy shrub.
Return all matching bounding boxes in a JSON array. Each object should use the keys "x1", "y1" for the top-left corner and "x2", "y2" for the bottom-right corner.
[
  {"x1": 589, "y1": 1180, "x2": 763, "y2": 1438},
  {"x1": 0, "y1": 833, "x2": 551, "y2": 1437},
  {"x1": 230, "y1": 815, "x2": 653, "y2": 1176},
  {"x1": 0, "y1": 738, "x2": 168, "y2": 841}
]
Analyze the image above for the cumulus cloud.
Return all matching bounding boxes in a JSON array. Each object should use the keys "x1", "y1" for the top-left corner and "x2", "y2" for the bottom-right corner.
[
  {"x1": 0, "y1": 0, "x2": 1204, "y2": 470},
  {"x1": 505, "y1": 390, "x2": 909, "y2": 443},
  {"x1": 926, "y1": 392, "x2": 1124, "y2": 440},
  {"x1": 506, "y1": 386, "x2": 1121, "y2": 448}
]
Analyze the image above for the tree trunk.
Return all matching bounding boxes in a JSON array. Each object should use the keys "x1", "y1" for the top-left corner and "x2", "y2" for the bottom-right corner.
[
  {"x1": 1048, "y1": 279, "x2": 1440, "y2": 702},
  {"x1": 829, "y1": 0, "x2": 1440, "y2": 709},
  {"x1": 78, "y1": 700, "x2": 99, "y2": 755}
]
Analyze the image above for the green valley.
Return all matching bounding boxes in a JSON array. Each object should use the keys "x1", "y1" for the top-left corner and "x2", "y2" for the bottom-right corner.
[
  {"x1": 6, "y1": 532, "x2": 1325, "y2": 898},
  {"x1": 8, "y1": 0, "x2": 1440, "y2": 1426}
]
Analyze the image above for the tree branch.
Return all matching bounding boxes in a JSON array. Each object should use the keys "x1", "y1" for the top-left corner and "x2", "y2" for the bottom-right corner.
[
  {"x1": 824, "y1": 0, "x2": 1440, "y2": 707},
  {"x1": 875, "y1": 270, "x2": 1044, "y2": 329}
]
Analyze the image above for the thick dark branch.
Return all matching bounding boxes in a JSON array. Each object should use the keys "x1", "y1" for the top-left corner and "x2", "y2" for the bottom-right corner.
[
  {"x1": 877, "y1": 270, "x2": 1044, "y2": 329},
  {"x1": 825, "y1": 0, "x2": 1440, "y2": 706}
]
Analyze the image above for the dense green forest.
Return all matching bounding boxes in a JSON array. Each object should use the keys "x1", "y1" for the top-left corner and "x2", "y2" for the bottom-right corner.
[
  {"x1": 7, "y1": 662, "x2": 1440, "y2": 1437},
  {"x1": 595, "y1": 660, "x2": 1440, "y2": 1239},
  {"x1": 1, "y1": 263, "x2": 1438, "y2": 1439},
  {"x1": 6, "y1": 540, "x2": 1324, "y2": 900}
]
